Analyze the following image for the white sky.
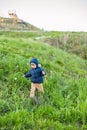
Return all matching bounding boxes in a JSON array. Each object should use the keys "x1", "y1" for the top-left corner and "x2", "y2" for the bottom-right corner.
[{"x1": 0, "y1": 0, "x2": 87, "y2": 31}]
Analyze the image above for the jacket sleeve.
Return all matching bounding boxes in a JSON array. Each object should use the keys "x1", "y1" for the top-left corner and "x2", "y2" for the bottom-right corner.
[{"x1": 25, "y1": 72, "x2": 31, "y2": 78}]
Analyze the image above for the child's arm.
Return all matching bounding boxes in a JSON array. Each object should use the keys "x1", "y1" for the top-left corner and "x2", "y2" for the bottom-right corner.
[
  {"x1": 24, "y1": 72, "x2": 31, "y2": 78},
  {"x1": 38, "y1": 64, "x2": 46, "y2": 76}
]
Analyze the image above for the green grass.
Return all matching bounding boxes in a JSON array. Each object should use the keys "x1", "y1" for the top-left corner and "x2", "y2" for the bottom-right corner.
[
  {"x1": 0, "y1": 31, "x2": 87, "y2": 130},
  {"x1": 40, "y1": 31, "x2": 87, "y2": 60}
]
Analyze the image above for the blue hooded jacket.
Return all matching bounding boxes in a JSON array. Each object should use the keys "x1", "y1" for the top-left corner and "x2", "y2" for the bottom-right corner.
[{"x1": 25, "y1": 58, "x2": 45, "y2": 83}]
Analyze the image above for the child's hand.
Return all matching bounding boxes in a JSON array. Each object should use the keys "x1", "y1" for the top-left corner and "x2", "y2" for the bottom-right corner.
[{"x1": 42, "y1": 71, "x2": 45, "y2": 75}]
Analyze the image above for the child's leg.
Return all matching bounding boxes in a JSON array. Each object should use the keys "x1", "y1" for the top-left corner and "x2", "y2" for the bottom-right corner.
[
  {"x1": 35, "y1": 84, "x2": 45, "y2": 104},
  {"x1": 30, "y1": 83, "x2": 36, "y2": 98},
  {"x1": 35, "y1": 83, "x2": 44, "y2": 93},
  {"x1": 30, "y1": 83, "x2": 38, "y2": 105}
]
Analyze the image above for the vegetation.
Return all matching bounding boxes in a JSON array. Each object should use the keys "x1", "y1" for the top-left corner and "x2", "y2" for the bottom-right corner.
[
  {"x1": 0, "y1": 31, "x2": 87, "y2": 130},
  {"x1": 40, "y1": 31, "x2": 87, "y2": 60}
]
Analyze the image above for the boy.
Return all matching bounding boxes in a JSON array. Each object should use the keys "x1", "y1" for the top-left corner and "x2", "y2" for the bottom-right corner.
[{"x1": 24, "y1": 58, "x2": 46, "y2": 103}]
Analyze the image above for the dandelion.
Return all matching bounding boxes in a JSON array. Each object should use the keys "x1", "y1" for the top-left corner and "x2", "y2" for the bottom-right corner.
[
  {"x1": 16, "y1": 65, "x2": 19, "y2": 68},
  {"x1": 14, "y1": 77, "x2": 17, "y2": 80}
]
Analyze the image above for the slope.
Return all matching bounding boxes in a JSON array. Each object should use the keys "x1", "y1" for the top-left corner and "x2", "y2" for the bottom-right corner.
[
  {"x1": 38, "y1": 31, "x2": 87, "y2": 60},
  {"x1": 0, "y1": 31, "x2": 87, "y2": 130}
]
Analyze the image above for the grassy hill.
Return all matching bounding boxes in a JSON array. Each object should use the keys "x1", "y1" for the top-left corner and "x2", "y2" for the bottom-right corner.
[
  {"x1": 39, "y1": 31, "x2": 87, "y2": 60},
  {"x1": 0, "y1": 31, "x2": 87, "y2": 130}
]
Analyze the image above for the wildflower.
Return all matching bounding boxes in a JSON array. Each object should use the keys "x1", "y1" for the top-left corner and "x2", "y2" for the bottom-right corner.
[{"x1": 14, "y1": 77, "x2": 17, "y2": 80}]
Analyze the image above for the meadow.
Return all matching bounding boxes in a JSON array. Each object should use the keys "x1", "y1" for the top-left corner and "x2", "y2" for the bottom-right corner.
[{"x1": 0, "y1": 31, "x2": 87, "y2": 130}]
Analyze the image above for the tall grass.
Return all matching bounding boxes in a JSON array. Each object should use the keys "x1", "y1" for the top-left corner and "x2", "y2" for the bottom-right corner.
[{"x1": 0, "y1": 31, "x2": 87, "y2": 129}]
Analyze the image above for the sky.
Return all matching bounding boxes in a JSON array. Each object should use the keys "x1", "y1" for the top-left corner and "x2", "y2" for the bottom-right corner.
[{"x1": 0, "y1": 0, "x2": 87, "y2": 31}]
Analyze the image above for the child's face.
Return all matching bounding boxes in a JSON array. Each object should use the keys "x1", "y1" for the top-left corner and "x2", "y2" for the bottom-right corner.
[{"x1": 30, "y1": 63, "x2": 36, "y2": 68}]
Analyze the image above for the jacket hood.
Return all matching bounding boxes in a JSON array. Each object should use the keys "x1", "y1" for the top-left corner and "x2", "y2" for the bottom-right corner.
[{"x1": 30, "y1": 58, "x2": 39, "y2": 66}]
